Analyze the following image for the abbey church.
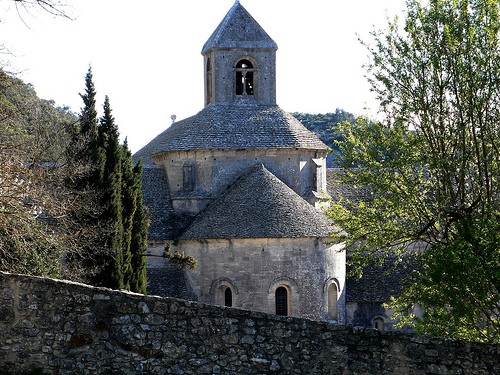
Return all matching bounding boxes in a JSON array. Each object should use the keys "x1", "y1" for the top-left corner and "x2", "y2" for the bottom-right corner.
[{"x1": 134, "y1": 1, "x2": 407, "y2": 330}]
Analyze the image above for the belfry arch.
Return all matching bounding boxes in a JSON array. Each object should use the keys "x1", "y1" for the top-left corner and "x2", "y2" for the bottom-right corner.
[{"x1": 235, "y1": 58, "x2": 256, "y2": 96}]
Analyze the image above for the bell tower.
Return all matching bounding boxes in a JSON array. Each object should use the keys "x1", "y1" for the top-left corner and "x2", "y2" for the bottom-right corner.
[{"x1": 201, "y1": 1, "x2": 278, "y2": 106}]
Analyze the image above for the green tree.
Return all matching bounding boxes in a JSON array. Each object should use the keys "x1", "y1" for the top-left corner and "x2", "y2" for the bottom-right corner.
[
  {"x1": 329, "y1": 0, "x2": 500, "y2": 342},
  {"x1": 120, "y1": 141, "x2": 149, "y2": 294},
  {"x1": 128, "y1": 159, "x2": 149, "y2": 294},
  {"x1": 120, "y1": 140, "x2": 135, "y2": 291},
  {"x1": 65, "y1": 67, "x2": 109, "y2": 282},
  {"x1": 66, "y1": 68, "x2": 148, "y2": 292},
  {"x1": 95, "y1": 95, "x2": 124, "y2": 289},
  {"x1": 0, "y1": 70, "x2": 82, "y2": 279}
]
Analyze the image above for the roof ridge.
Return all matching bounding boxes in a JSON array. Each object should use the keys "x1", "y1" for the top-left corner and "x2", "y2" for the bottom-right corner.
[
  {"x1": 209, "y1": 1, "x2": 240, "y2": 50},
  {"x1": 202, "y1": 2, "x2": 277, "y2": 54}
]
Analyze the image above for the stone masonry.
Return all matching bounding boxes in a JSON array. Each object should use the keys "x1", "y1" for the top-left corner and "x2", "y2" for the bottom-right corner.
[{"x1": 1, "y1": 271, "x2": 499, "y2": 375}]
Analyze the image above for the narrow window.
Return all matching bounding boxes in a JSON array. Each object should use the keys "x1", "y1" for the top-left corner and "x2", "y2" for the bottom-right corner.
[
  {"x1": 275, "y1": 286, "x2": 288, "y2": 316},
  {"x1": 245, "y1": 71, "x2": 254, "y2": 95},
  {"x1": 224, "y1": 287, "x2": 232, "y2": 307},
  {"x1": 206, "y1": 58, "x2": 212, "y2": 104},
  {"x1": 235, "y1": 59, "x2": 254, "y2": 96},
  {"x1": 236, "y1": 71, "x2": 244, "y2": 95},
  {"x1": 328, "y1": 283, "x2": 338, "y2": 321},
  {"x1": 374, "y1": 317, "x2": 385, "y2": 331},
  {"x1": 183, "y1": 165, "x2": 194, "y2": 192},
  {"x1": 312, "y1": 158, "x2": 323, "y2": 192}
]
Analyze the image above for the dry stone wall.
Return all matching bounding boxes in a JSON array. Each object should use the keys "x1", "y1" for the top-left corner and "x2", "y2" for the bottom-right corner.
[{"x1": 1, "y1": 271, "x2": 499, "y2": 375}]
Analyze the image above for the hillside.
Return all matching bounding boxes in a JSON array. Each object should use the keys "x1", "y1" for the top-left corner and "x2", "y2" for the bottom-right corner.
[
  {"x1": 292, "y1": 109, "x2": 358, "y2": 166},
  {"x1": 0, "y1": 70, "x2": 78, "y2": 162}
]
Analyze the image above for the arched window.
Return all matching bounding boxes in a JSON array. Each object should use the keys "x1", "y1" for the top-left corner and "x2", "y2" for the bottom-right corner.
[
  {"x1": 212, "y1": 278, "x2": 238, "y2": 307},
  {"x1": 235, "y1": 59, "x2": 254, "y2": 96},
  {"x1": 374, "y1": 317, "x2": 385, "y2": 331},
  {"x1": 216, "y1": 285, "x2": 233, "y2": 307},
  {"x1": 327, "y1": 283, "x2": 338, "y2": 321},
  {"x1": 224, "y1": 287, "x2": 232, "y2": 307},
  {"x1": 275, "y1": 286, "x2": 288, "y2": 316},
  {"x1": 269, "y1": 278, "x2": 297, "y2": 317}
]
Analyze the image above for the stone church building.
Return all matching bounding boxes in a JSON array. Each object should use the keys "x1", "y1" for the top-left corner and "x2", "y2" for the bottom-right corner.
[{"x1": 134, "y1": 1, "x2": 406, "y2": 330}]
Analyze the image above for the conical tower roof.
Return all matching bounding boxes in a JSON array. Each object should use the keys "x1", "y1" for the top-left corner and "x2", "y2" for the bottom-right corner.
[
  {"x1": 202, "y1": 1, "x2": 278, "y2": 54},
  {"x1": 180, "y1": 164, "x2": 331, "y2": 240}
]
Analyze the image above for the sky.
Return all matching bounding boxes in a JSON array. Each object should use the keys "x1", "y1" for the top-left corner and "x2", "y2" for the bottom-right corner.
[{"x1": 0, "y1": 0, "x2": 407, "y2": 153}]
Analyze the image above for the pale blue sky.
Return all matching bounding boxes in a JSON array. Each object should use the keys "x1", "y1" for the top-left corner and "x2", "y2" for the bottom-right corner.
[{"x1": 0, "y1": 0, "x2": 406, "y2": 152}]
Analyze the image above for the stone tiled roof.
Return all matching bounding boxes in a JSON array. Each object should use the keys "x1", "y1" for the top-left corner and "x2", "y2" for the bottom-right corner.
[
  {"x1": 180, "y1": 164, "x2": 331, "y2": 240},
  {"x1": 346, "y1": 256, "x2": 418, "y2": 302},
  {"x1": 202, "y1": 1, "x2": 278, "y2": 54},
  {"x1": 326, "y1": 168, "x2": 373, "y2": 203},
  {"x1": 146, "y1": 265, "x2": 196, "y2": 301},
  {"x1": 133, "y1": 103, "x2": 327, "y2": 166},
  {"x1": 141, "y1": 166, "x2": 194, "y2": 240}
]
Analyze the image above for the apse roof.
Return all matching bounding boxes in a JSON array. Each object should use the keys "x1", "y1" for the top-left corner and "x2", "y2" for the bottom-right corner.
[
  {"x1": 202, "y1": 1, "x2": 278, "y2": 54},
  {"x1": 133, "y1": 103, "x2": 327, "y2": 166},
  {"x1": 179, "y1": 164, "x2": 332, "y2": 240}
]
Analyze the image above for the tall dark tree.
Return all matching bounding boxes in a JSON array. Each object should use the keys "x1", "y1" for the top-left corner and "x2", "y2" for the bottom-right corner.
[
  {"x1": 129, "y1": 160, "x2": 148, "y2": 294},
  {"x1": 66, "y1": 68, "x2": 148, "y2": 292},
  {"x1": 94, "y1": 96, "x2": 124, "y2": 289},
  {"x1": 66, "y1": 67, "x2": 102, "y2": 189},
  {"x1": 79, "y1": 68, "x2": 98, "y2": 139},
  {"x1": 120, "y1": 139, "x2": 135, "y2": 291},
  {"x1": 65, "y1": 67, "x2": 108, "y2": 281},
  {"x1": 120, "y1": 140, "x2": 149, "y2": 294}
]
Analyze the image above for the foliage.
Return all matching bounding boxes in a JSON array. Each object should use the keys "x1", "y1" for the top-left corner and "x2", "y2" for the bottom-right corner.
[
  {"x1": 66, "y1": 68, "x2": 149, "y2": 292},
  {"x1": 328, "y1": 0, "x2": 500, "y2": 342},
  {"x1": 94, "y1": 95, "x2": 124, "y2": 289},
  {"x1": 0, "y1": 70, "x2": 81, "y2": 278},
  {"x1": 163, "y1": 244, "x2": 197, "y2": 271},
  {"x1": 64, "y1": 67, "x2": 110, "y2": 282},
  {"x1": 128, "y1": 159, "x2": 149, "y2": 294},
  {"x1": 292, "y1": 109, "x2": 357, "y2": 154}
]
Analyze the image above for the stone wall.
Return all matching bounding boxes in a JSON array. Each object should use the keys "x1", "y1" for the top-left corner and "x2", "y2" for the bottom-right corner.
[
  {"x1": 1, "y1": 271, "x2": 499, "y2": 375},
  {"x1": 153, "y1": 148, "x2": 326, "y2": 215},
  {"x1": 174, "y1": 237, "x2": 346, "y2": 323}
]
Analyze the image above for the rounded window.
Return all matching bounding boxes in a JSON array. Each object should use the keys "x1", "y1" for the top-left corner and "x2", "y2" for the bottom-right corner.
[
  {"x1": 327, "y1": 283, "x2": 338, "y2": 321},
  {"x1": 235, "y1": 58, "x2": 255, "y2": 96},
  {"x1": 275, "y1": 286, "x2": 288, "y2": 316},
  {"x1": 224, "y1": 286, "x2": 232, "y2": 307},
  {"x1": 374, "y1": 317, "x2": 385, "y2": 331}
]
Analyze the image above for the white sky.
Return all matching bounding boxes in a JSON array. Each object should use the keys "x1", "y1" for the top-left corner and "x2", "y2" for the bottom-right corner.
[{"x1": 0, "y1": 0, "x2": 406, "y2": 152}]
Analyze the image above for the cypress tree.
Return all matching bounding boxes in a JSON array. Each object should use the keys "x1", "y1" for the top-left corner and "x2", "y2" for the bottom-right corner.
[
  {"x1": 67, "y1": 67, "x2": 101, "y2": 186},
  {"x1": 66, "y1": 68, "x2": 148, "y2": 293},
  {"x1": 120, "y1": 139, "x2": 135, "y2": 290},
  {"x1": 129, "y1": 159, "x2": 148, "y2": 294},
  {"x1": 65, "y1": 67, "x2": 105, "y2": 280},
  {"x1": 95, "y1": 96, "x2": 124, "y2": 289},
  {"x1": 120, "y1": 140, "x2": 148, "y2": 294},
  {"x1": 79, "y1": 67, "x2": 98, "y2": 138}
]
